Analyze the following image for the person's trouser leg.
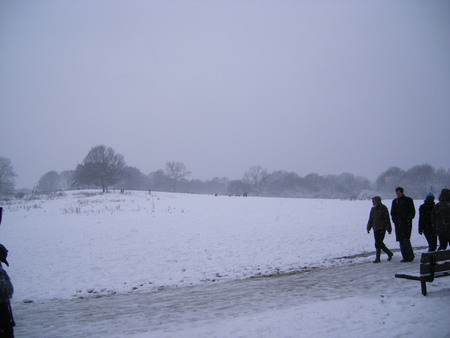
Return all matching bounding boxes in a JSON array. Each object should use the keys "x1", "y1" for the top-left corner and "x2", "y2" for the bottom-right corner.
[
  {"x1": 438, "y1": 233, "x2": 450, "y2": 250},
  {"x1": 374, "y1": 230, "x2": 391, "y2": 261},
  {"x1": 399, "y1": 238, "x2": 414, "y2": 261},
  {"x1": 381, "y1": 244, "x2": 393, "y2": 260},
  {"x1": 399, "y1": 240, "x2": 406, "y2": 259},
  {"x1": 438, "y1": 235, "x2": 448, "y2": 250},
  {"x1": 399, "y1": 239, "x2": 408, "y2": 261},
  {"x1": 424, "y1": 231, "x2": 437, "y2": 252}
]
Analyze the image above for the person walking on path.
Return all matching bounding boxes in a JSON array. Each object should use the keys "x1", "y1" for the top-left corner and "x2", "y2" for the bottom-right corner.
[
  {"x1": 432, "y1": 188, "x2": 450, "y2": 251},
  {"x1": 391, "y1": 187, "x2": 416, "y2": 262},
  {"x1": 419, "y1": 193, "x2": 437, "y2": 252},
  {"x1": 367, "y1": 196, "x2": 394, "y2": 263}
]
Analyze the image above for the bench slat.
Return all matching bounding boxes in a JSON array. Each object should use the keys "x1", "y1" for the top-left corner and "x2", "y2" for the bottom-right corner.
[
  {"x1": 421, "y1": 250, "x2": 450, "y2": 263},
  {"x1": 434, "y1": 271, "x2": 450, "y2": 279},
  {"x1": 420, "y1": 261, "x2": 450, "y2": 274}
]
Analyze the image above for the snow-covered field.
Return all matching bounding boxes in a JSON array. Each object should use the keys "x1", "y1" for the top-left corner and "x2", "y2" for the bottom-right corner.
[
  {"x1": 2, "y1": 190, "x2": 377, "y2": 302},
  {"x1": 1, "y1": 190, "x2": 449, "y2": 337}
]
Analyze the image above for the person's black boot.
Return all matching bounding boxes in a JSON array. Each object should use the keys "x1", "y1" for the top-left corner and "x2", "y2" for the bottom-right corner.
[
  {"x1": 387, "y1": 251, "x2": 393, "y2": 261},
  {"x1": 382, "y1": 246, "x2": 393, "y2": 261},
  {"x1": 373, "y1": 249, "x2": 381, "y2": 263}
]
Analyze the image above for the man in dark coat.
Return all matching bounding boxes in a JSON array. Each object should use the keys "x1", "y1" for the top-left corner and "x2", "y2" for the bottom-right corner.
[
  {"x1": 419, "y1": 193, "x2": 437, "y2": 252},
  {"x1": 367, "y1": 196, "x2": 394, "y2": 263},
  {"x1": 391, "y1": 187, "x2": 416, "y2": 262},
  {"x1": 432, "y1": 188, "x2": 450, "y2": 250}
]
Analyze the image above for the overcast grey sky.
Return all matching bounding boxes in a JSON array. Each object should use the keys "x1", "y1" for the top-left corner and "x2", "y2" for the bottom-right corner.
[{"x1": 1, "y1": 0, "x2": 449, "y2": 189}]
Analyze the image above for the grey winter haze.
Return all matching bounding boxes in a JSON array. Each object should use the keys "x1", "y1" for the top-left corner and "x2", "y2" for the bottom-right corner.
[{"x1": 1, "y1": 0, "x2": 449, "y2": 189}]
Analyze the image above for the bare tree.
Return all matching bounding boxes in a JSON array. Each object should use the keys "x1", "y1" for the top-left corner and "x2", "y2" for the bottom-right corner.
[
  {"x1": 35, "y1": 171, "x2": 60, "y2": 193},
  {"x1": 402, "y1": 164, "x2": 436, "y2": 197},
  {"x1": 74, "y1": 145, "x2": 126, "y2": 192},
  {"x1": 0, "y1": 157, "x2": 16, "y2": 196},
  {"x1": 227, "y1": 180, "x2": 250, "y2": 196},
  {"x1": 375, "y1": 167, "x2": 405, "y2": 196},
  {"x1": 165, "y1": 161, "x2": 190, "y2": 192},
  {"x1": 148, "y1": 169, "x2": 171, "y2": 192},
  {"x1": 59, "y1": 170, "x2": 75, "y2": 190},
  {"x1": 243, "y1": 165, "x2": 269, "y2": 196},
  {"x1": 265, "y1": 170, "x2": 302, "y2": 197},
  {"x1": 116, "y1": 166, "x2": 149, "y2": 191}
]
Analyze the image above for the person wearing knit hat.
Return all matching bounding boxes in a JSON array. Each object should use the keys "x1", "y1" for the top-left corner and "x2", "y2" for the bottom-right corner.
[{"x1": 419, "y1": 193, "x2": 437, "y2": 252}]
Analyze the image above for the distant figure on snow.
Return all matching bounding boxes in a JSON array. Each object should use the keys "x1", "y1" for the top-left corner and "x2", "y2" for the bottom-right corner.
[
  {"x1": 431, "y1": 188, "x2": 450, "y2": 251},
  {"x1": 391, "y1": 187, "x2": 416, "y2": 262},
  {"x1": 418, "y1": 193, "x2": 437, "y2": 252},
  {"x1": 367, "y1": 196, "x2": 393, "y2": 263}
]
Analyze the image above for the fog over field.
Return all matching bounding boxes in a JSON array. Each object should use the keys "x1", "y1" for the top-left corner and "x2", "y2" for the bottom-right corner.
[{"x1": 1, "y1": 0, "x2": 449, "y2": 190}]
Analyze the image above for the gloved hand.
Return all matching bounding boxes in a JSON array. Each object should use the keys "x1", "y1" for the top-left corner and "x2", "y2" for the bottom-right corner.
[{"x1": 419, "y1": 231, "x2": 423, "y2": 235}]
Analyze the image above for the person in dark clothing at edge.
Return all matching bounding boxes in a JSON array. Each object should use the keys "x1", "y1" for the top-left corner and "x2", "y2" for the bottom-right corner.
[
  {"x1": 431, "y1": 188, "x2": 450, "y2": 251},
  {"x1": 0, "y1": 244, "x2": 14, "y2": 338},
  {"x1": 391, "y1": 187, "x2": 416, "y2": 262},
  {"x1": 0, "y1": 208, "x2": 15, "y2": 338},
  {"x1": 418, "y1": 193, "x2": 437, "y2": 252},
  {"x1": 367, "y1": 196, "x2": 394, "y2": 263}
]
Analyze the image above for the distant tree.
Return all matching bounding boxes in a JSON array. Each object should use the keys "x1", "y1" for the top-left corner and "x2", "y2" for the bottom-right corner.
[
  {"x1": 207, "y1": 177, "x2": 229, "y2": 195},
  {"x1": 402, "y1": 164, "x2": 436, "y2": 197},
  {"x1": 227, "y1": 179, "x2": 250, "y2": 196},
  {"x1": 301, "y1": 173, "x2": 327, "y2": 198},
  {"x1": 375, "y1": 167, "x2": 405, "y2": 195},
  {"x1": 74, "y1": 145, "x2": 126, "y2": 192},
  {"x1": 35, "y1": 171, "x2": 60, "y2": 193},
  {"x1": 243, "y1": 165, "x2": 269, "y2": 196},
  {"x1": 335, "y1": 172, "x2": 371, "y2": 198},
  {"x1": 148, "y1": 169, "x2": 171, "y2": 192},
  {"x1": 265, "y1": 171, "x2": 302, "y2": 197},
  {"x1": 117, "y1": 166, "x2": 148, "y2": 190},
  {"x1": 185, "y1": 177, "x2": 230, "y2": 195},
  {"x1": 59, "y1": 170, "x2": 76, "y2": 190},
  {"x1": 0, "y1": 157, "x2": 16, "y2": 196},
  {"x1": 182, "y1": 179, "x2": 202, "y2": 193},
  {"x1": 433, "y1": 168, "x2": 450, "y2": 194},
  {"x1": 165, "y1": 161, "x2": 190, "y2": 192}
]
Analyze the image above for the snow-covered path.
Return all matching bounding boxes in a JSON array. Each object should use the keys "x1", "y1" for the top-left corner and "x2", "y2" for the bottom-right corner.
[{"x1": 12, "y1": 251, "x2": 450, "y2": 338}]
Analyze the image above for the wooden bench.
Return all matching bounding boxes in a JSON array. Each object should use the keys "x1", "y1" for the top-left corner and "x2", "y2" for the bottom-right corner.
[{"x1": 395, "y1": 250, "x2": 450, "y2": 296}]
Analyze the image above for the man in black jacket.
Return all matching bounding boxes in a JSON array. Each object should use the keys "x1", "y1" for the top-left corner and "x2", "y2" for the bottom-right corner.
[{"x1": 391, "y1": 187, "x2": 416, "y2": 262}]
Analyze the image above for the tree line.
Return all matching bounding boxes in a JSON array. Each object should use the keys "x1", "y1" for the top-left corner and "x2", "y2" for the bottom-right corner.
[{"x1": 1, "y1": 145, "x2": 449, "y2": 199}]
